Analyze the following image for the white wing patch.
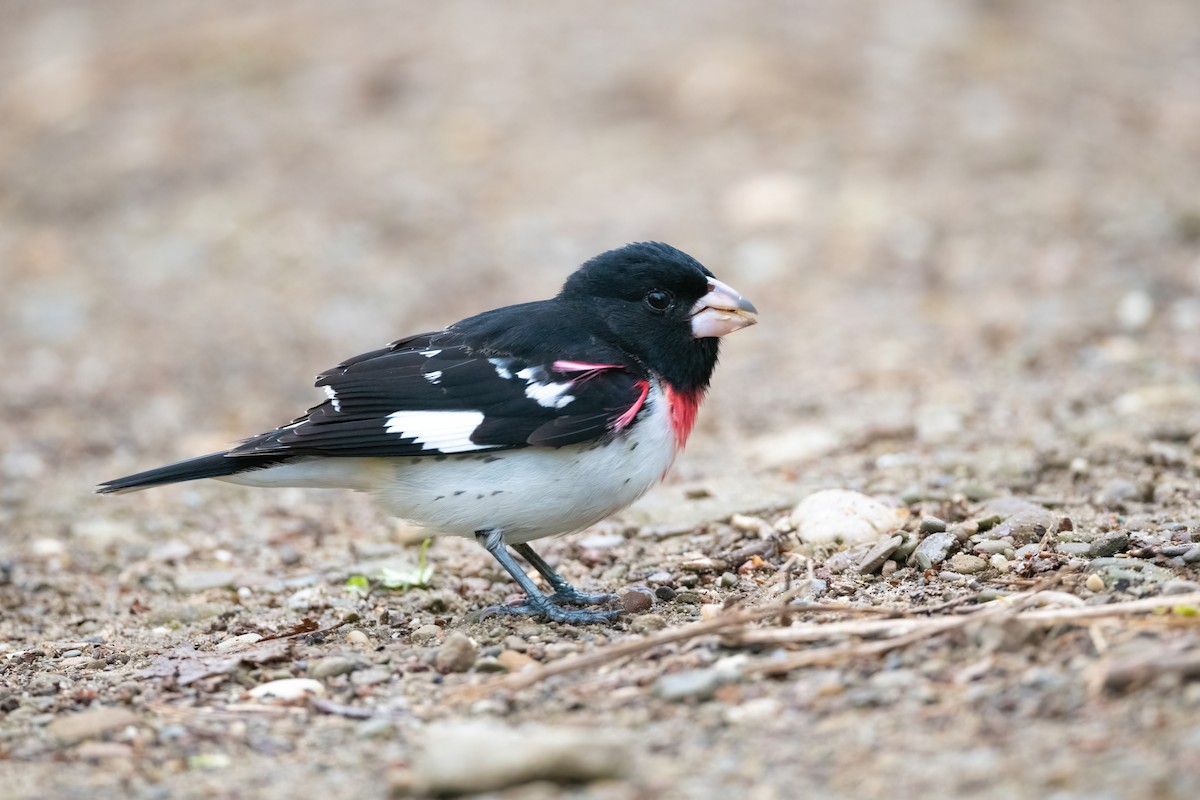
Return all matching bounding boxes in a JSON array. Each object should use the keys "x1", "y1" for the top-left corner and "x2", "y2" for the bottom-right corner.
[
  {"x1": 323, "y1": 385, "x2": 341, "y2": 412},
  {"x1": 419, "y1": 349, "x2": 442, "y2": 358},
  {"x1": 516, "y1": 366, "x2": 575, "y2": 409},
  {"x1": 424, "y1": 370, "x2": 443, "y2": 384},
  {"x1": 384, "y1": 410, "x2": 491, "y2": 452},
  {"x1": 489, "y1": 357, "x2": 514, "y2": 380}
]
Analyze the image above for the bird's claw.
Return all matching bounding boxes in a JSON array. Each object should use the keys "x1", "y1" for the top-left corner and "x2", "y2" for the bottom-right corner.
[
  {"x1": 480, "y1": 596, "x2": 622, "y2": 625},
  {"x1": 547, "y1": 588, "x2": 618, "y2": 607}
]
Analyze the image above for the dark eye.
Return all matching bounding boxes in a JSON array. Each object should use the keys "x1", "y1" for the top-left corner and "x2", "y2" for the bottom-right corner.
[{"x1": 644, "y1": 289, "x2": 674, "y2": 311}]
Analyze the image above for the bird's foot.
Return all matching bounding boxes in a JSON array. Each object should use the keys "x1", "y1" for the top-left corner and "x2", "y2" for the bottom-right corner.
[
  {"x1": 481, "y1": 594, "x2": 621, "y2": 625},
  {"x1": 547, "y1": 587, "x2": 618, "y2": 607}
]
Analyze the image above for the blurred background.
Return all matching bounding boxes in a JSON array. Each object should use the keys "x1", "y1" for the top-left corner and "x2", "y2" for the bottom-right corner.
[
  {"x1": 2, "y1": 0, "x2": 1200, "y2": 527},
  {"x1": 4, "y1": 4, "x2": 1200, "y2": 796}
]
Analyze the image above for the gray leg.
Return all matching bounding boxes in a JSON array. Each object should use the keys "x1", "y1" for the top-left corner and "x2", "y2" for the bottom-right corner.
[
  {"x1": 475, "y1": 530, "x2": 620, "y2": 625},
  {"x1": 512, "y1": 542, "x2": 617, "y2": 606}
]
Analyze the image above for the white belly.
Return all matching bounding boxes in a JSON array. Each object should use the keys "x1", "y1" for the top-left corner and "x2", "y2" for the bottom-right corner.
[{"x1": 220, "y1": 382, "x2": 680, "y2": 544}]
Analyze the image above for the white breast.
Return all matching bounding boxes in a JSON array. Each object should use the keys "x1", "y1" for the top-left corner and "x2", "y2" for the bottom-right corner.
[{"x1": 221, "y1": 381, "x2": 681, "y2": 544}]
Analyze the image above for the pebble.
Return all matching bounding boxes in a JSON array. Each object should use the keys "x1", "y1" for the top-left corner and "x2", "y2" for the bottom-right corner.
[
  {"x1": 909, "y1": 531, "x2": 957, "y2": 570},
  {"x1": 356, "y1": 717, "x2": 396, "y2": 739},
  {"x1": 948, "y1": 554, "x2": 988, "y2": 574},
  {"x1": 621, "y1": 588, "x2": 654, "y2": 614},
  {"x1": 919, "y1": 516, "x2": 947, "y2": 535},
  {"x1": 350, "y1": 667, "x2": 392, "y2": 687},
  {"x1": 496, "y1": 650, "x2": 536, "y2": 672},
  {"x1": 1089, "y1": 531, "x2": 1130, "y2": 558},
  {"x1": 172, "y1": 570, "x2": 238, "y2": 593},
  {"x1": 729, "y1": 513, "x2": 767, "y2": 533},
  {"x1": 1055, "y1": 542, "x2": 1093, "y2": 557},
  {"x1": 1095, "y1": 478, "x2": 1140, "y2": 510},
  {"x1": 413, "y1": 721, "x2": 628, "y2": 795},
  {"x1": 630, "y1": 614, "x2": 668, "y2": 633},
  {"x1": 989, "y1": 554, "x2": 1010, "y2": 571},
  {"x1": 474, "y1": 657, "x2": 507, "y2": 673},
  {"x1": 344, "y1": 630, "x2": 370, "y2": 647},
  {"x1": 1184, "y1": 546, "x2": 1200, "y2": 564},
  {"x1": 1085, "y1": 574, "x2": 1106, "y2": 592},
  {"x1": 790, "y1": 489, "x2": 907, "y2": 545},
  {"x1": 655, "y1": 585, "x2": 677, "y2": 602},
  {"x1": 309, "y1": 656, "x2": 361, "y2": 680},
  {"x1": 411, "y1": 624, "x2": 444, "y2": 645},
  {"x1": 717, "y1": 572, "x2": 739, "y2": 588},
  {"x1": 857, "y1": 534, "x2": 904, "y2": 575},
  {"x1": 723, "y1": 697, "x2": 782, "y2": 724},
  {"x1": 645, "y1": 571, "x2": 675, "y2": 586},
  {"x1": 973, "y1": 540, "x2": 1014, "y2": 557},
  {"x1": 1088, "y1": 557, "x2": 1175, "y2": 584},
  {"x1": 248, "y1": 678, "x2": 325, "y2": 702},
  {"x1": 214, "y1": 633, "x2": 262, "y2": 652},
  {"x1": 46, "y1": 708, "x2": 140, "y2": 744},
  {"x1": 434, "y1": 633, "x2": 477, "y2": 674},
  {"x1": 1163, "y1": 579, "x2": 1200, "y2": 595},
  {"x1": 652, "y1": 668, "x2": 727, "y2": 702}
]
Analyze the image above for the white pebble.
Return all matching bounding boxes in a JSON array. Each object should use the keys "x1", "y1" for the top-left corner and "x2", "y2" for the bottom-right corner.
[
  {"x1": 790, "y1": 489, "x2": 908, "y2": 545},
  {"x1": 249, "y1": 678, "x2": 325, "y2": 702}
]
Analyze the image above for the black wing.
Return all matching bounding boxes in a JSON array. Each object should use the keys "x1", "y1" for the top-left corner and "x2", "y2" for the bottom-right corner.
[{"x1": 226, "y1": 332, "x2": 650, "y2": 459}]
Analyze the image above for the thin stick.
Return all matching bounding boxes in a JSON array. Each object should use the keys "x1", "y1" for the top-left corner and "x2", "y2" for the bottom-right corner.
[{"x1": 457, "y1": 592, "x2": 863, "y2": 699}]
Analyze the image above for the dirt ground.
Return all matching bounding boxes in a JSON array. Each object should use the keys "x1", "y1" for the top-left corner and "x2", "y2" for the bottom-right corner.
[{"x1": 3, "y1": 1, "x2": 1200, "y2": 797}]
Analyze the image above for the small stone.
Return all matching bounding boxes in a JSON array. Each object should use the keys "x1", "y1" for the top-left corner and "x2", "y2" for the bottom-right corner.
[
  {"x1": 46, "y1": 708, "x2": 139, "y2": 744},
  {"x1": 857, "y1": 534, "x2": 904, "y2": 575},
  {"x1": 214, "y1": 633, "x2": 262, "y2": 652},
  {"x1": 411, "y1": 624, "x2": 444, "y2": 645},
  {"x1": 645, "y1": 571, "x2": 675, "y2": 586},
  {"x1": 654, "y1": 585, "x2": 677, "y2": 602},
  {"x1": 309, "y1": 656, "x2": 360, "y2": 680},
  {"x1": 679, "y1": 557, "x2": 728, "y2": 573},
  {"x1": 1089, "y1": 532, "x2": 1130, "y2": 558},
  {"x1": 791, "y1": 489, "x2": 907, "y2": 545},
  {"x1": 350, "y1": 667, "x2": 392, "y2": 687},
  {"x1": 248, "y1": 678, "x2": 325, "y2": 702},
  {"x1": 881, "y1": 560, "x2": 898, "y2": 577},
  {"x1": 919, "y1": 516, "x2": 947, "y2": 535},
  {"x1": 989, "y1": 554, "x2": 1010, "y2": 571},
  {"x1": 653, "y1": 668, "x2": 727, "y2": 702},
  {"x1": 172, "y1": 570, "x2": 237, "y2": 593},
  {"x1": 1184, "y1": 545, "x2": 1200, "y2": 564},
  {"x1": 620, "y1": 589, "x2": 654, "y2": 614},
  {"x1": 413, "y1": 721, "x2": 628, "y2": 795},
  {"x1": 1069, "y1": 457, "x2": 1089, "y2": 477},
  {"x1": 909, "y1": 531, "x2": 957, "y2": 570},
  {"x1": 356, "y1": 717, "x2": 396, "y2": 739},
  {"x1": 434, "y1": 633, "x2": 477, "y2": 674},
  {"x1": 699, "y1": 603, "x2": 724, "y2": 621},
  {"x1": 1095, "y1": 478, "x2": 1140, "y2": 510},
  {"x1": 1163, "y1": 579, "x2": 1200, "y2": 595},
  {"x1": 496, "y1": 650, "x2": 536, "y2": 673},
  {"x1": 473, "y1": 657, "x2": 507, "y2": 673},
  {"x1": 630, "y1": 614, "x2": 667, "y2": 633},
  {"x1": 948, "y1": 553, "x2": 988, "y2": 574},
  {"x1": 730, "y1": 513, "x2": 766, "y2": 533},
  {"x1": 345, "y1": 630, "x2": 370, "y2": 647},
  {"x1": 717, "y1": 572, "x2": 739, "y2": 588},
  {"x1": 1055, "y1": 542, "x2": 1093, "y2": 557},
  {"x1": 1085, "y1": 573, "x2": 1106, "y2": 592}
]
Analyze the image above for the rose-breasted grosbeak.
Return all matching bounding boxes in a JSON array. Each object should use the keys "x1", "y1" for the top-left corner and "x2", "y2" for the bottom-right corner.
[{"x1": 99, "y1": 242, "x2": 757, "y2": 623}]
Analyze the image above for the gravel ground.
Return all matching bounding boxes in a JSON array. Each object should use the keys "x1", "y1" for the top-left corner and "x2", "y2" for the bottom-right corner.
[{"x1": 3, "y1": 2, "x2": 1200, "y2": 798}]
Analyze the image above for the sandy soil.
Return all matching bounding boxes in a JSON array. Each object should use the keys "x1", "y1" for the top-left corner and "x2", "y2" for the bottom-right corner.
[{"x1": 3, "y1": 2, "x2": 1200, "y2": 798}]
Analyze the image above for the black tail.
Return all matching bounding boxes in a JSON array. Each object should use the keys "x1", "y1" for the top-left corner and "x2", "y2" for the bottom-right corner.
[{"x1": 96, "y1": 451, "x2": 283, "y2": 494}]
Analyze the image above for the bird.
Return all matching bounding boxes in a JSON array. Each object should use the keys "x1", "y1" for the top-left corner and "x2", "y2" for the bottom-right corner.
[{"x1": 98, "y1": 242, "x2": 758, "y2": 624}]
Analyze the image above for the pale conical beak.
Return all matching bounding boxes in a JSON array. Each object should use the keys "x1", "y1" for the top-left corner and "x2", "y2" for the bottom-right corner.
[{"x1": 690, "y1": 277, "x2": 758, "y2": 339}]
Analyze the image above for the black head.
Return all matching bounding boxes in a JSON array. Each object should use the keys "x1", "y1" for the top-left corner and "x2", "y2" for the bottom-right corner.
[{"x1": 560, "y1": 242, "x2": 757, "y2": 393}]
